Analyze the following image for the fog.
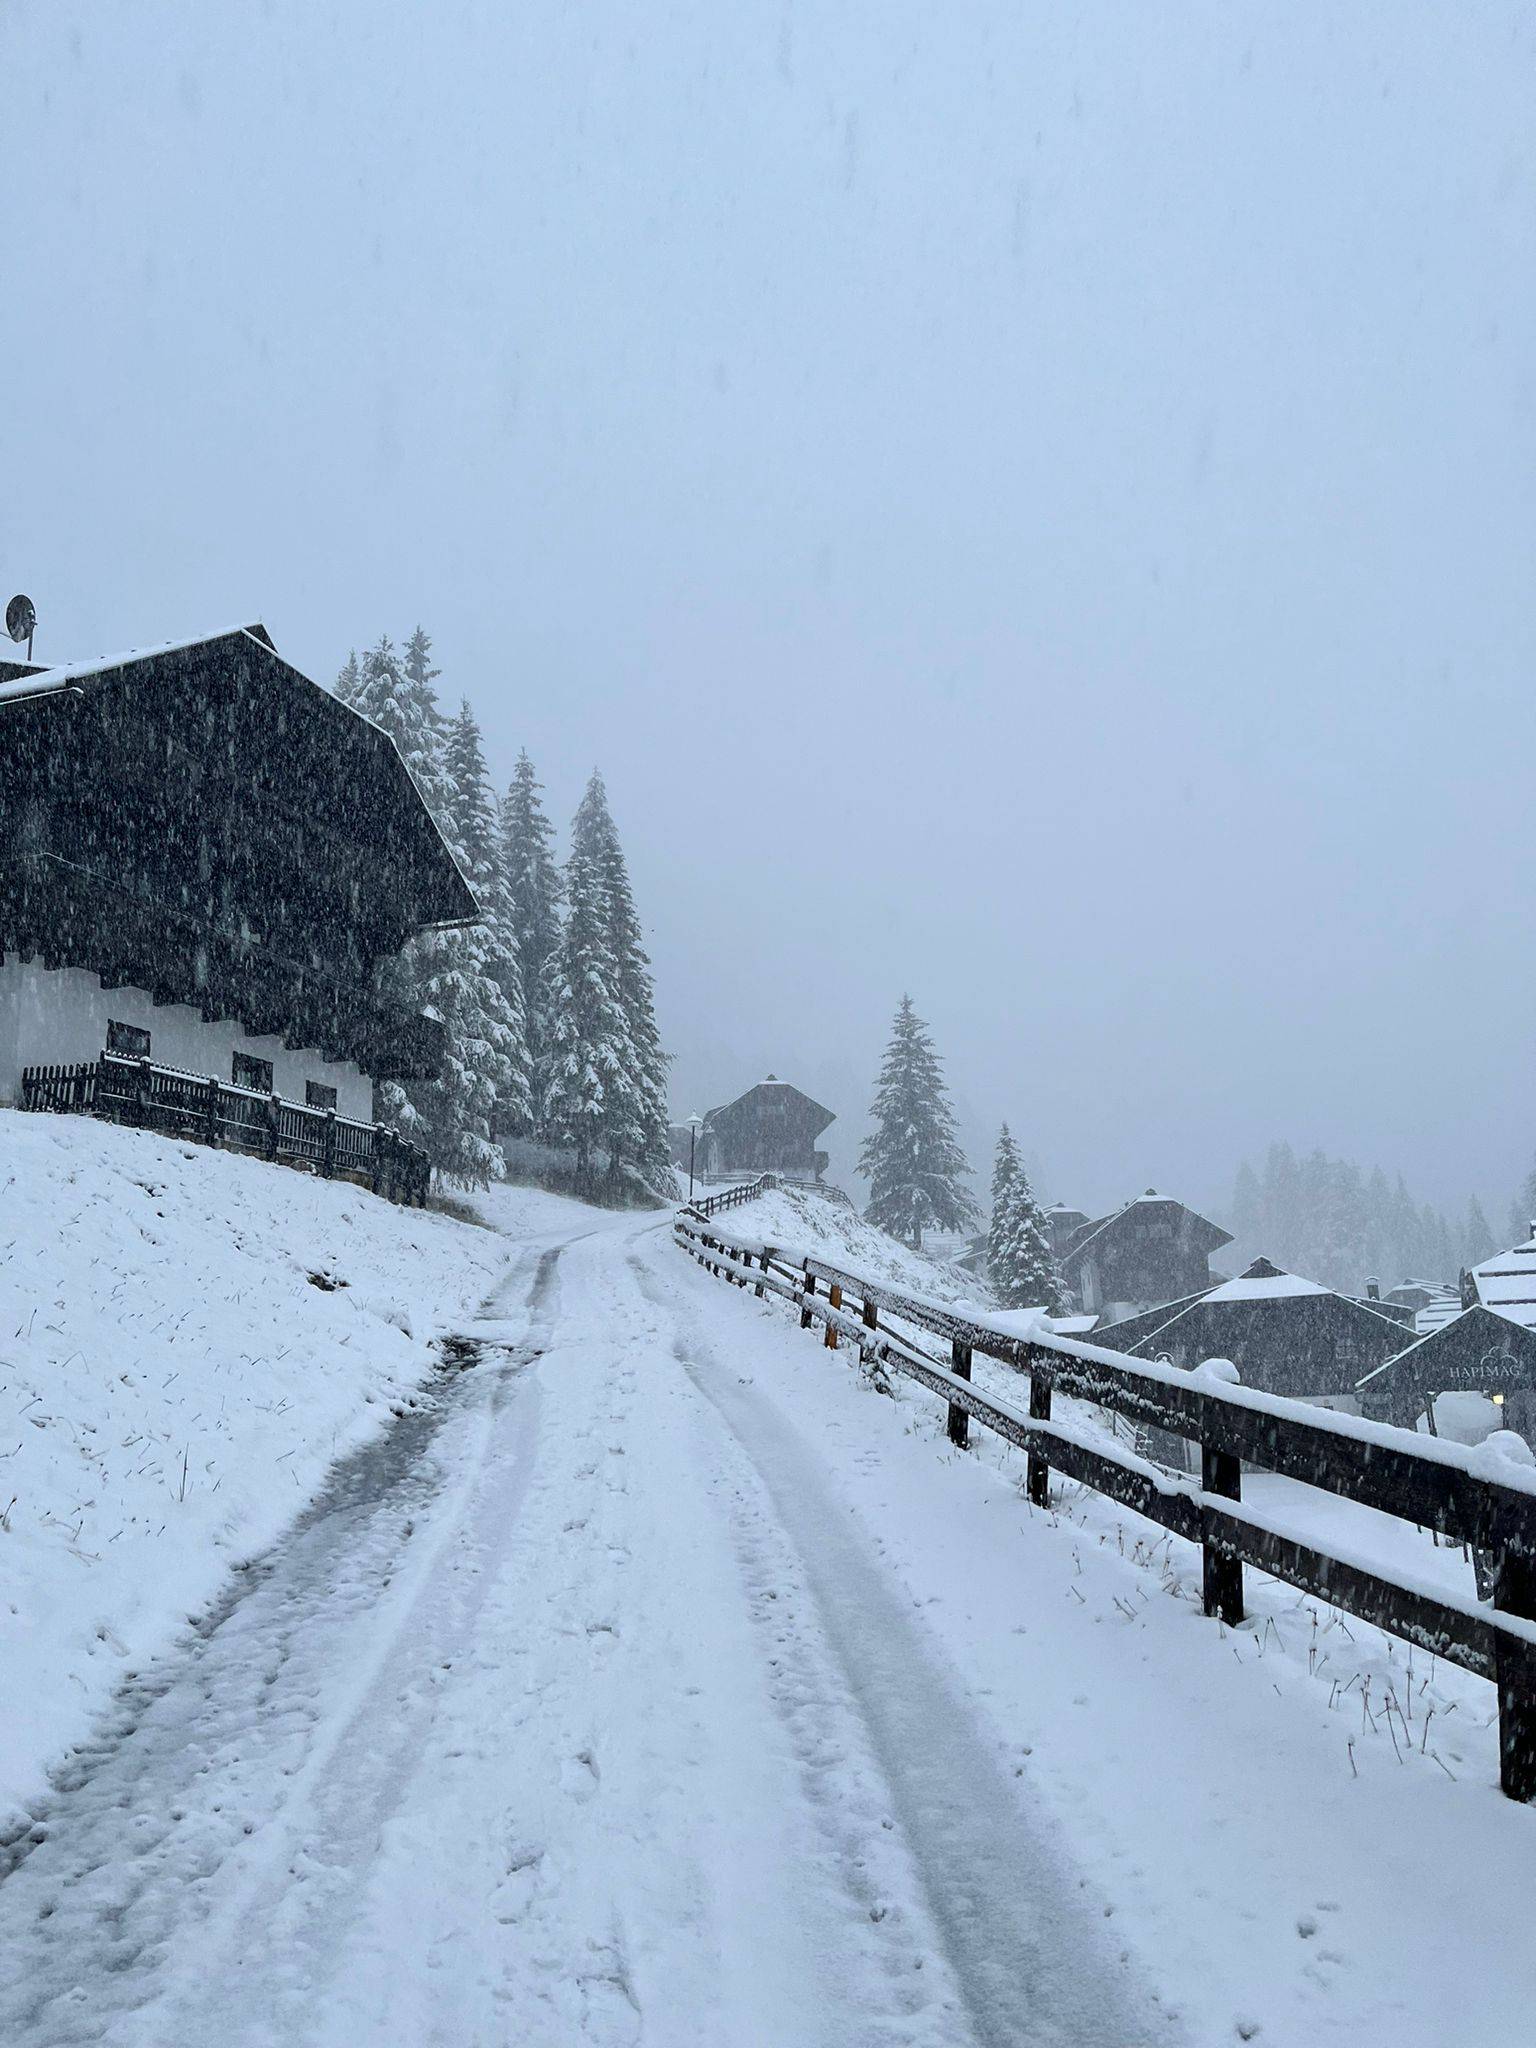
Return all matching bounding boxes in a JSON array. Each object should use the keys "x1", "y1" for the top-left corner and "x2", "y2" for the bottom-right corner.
[{"x1": 2, "y1": 2, "x2": 1531, "y2": 1219}]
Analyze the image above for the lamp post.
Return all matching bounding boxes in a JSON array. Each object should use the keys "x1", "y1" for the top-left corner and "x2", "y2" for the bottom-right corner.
[{"x1": 685, "y1": 1112, "x2": 709, "y2": 1203}]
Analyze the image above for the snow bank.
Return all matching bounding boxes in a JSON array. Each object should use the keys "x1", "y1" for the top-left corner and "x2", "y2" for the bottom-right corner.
[
  {"x1": 0, "y1": 1111, "x2": 546, "y2": 1813},
  {"x1": 699, "y1": 1183, "x2": 993, "y2": 1308}
]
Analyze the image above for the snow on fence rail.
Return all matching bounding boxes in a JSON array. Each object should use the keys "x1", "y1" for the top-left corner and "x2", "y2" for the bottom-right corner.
[
  {"x1": 20, "y1": 1051, "x2": 430, "y2": 1205},
  {"x1": 674, "y1": 1206, "x2": 1536, "y2": 1803}
]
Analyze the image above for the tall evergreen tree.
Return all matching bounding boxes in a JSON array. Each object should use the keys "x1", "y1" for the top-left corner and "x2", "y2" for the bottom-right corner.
[
  {"x1": 1509, "y1": 1160, "x2": 1536, "y2": 1247},
  {"x1": 860, "y1": 996, "x2": 978, "y2": 1249},
  {"x1": 333, "y1": 649, "x2": 362, "y2": 706},
  {"x1": 500, "y1": 751, "x2": 565, "y2": 1136},
  {"x1": 570, "y1": 772, "x2": 672, "y2": 1195},
  {"x1": 441, "y1": 700, "x2": 532, "y2": 1137},
  {"x1": 986, "y1": 1125, "x2": 1063, "y2": 1312},
  {"x1": 352, "y1": 630, "x2": 450, "y2": 818},
  {"x1": 542, "y1": 840, "x2": 634, "y2": 1193}
]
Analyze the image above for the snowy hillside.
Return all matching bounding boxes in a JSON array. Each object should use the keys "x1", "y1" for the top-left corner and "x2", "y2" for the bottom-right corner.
[
  {"x1": 0, "y1": 1112, "x2": 577, "y2": 1815},
  {"x1": 702, "y1": 1182, "x2": 994, "y2": 1307}
]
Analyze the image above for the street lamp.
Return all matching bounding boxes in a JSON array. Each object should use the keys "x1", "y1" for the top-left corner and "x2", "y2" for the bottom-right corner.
[{"x1": 684, "y1": 1112, "x2": 709, "y2": 1203}]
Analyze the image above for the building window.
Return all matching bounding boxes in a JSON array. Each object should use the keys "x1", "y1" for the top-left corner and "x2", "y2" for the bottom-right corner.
[
  {"x1": 232, "y1": 1051, "x2": 274, "y2": 1093},
  {"x1": 106, "y1": 1019, "x2": 152, "y2": 1058},
  {"x1": 305, "y1": 1080, "x2": 338, "y2": 1111}
]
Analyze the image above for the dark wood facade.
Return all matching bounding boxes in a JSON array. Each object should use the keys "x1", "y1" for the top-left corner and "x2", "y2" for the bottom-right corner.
[
  {"x1": 1058, "y1": 1192, "x2": 1232, "y2": 1317},
  {"x1": 694, "y1": 1077, "x2": 835, "y2": 1181},
  {"x1": 1357, "y1": 1305, "x2": 1536, "y2": 1433},
  {"x1": 0, "y1": 626, "x2": 473, "y2": 1080}
]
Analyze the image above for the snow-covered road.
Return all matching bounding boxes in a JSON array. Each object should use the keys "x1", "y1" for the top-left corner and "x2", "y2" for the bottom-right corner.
[{"x1": 0, "y1": 1212, "x2": 1165, "y2": 2048}]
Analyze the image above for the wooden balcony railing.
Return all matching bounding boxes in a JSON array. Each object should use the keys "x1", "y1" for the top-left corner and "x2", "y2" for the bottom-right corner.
[{"x1": 20, "y1": 1051, "x2": 430, "y2": 1205}]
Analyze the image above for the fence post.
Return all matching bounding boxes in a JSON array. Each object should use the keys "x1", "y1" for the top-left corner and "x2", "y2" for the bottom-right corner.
[
  {"x1": 1200, "y1": 1441, "x2": 1245, "y2": 1626},
  {"x1": 801, "y1": 1267, "x2": 815, "y2": 1328},
  {"x1": 825, "y1": 1281, "x2": 842, "y2": 1349},
  {"x1": 1493, "y1": 1540, "x2": 1536, "y2": 1801},
  {"x1": 371, "y1": 1125, "x2": 387, "y2": 1197},
  {"x1": 135, "y1": 1055, "x2": 152, "y2": 1128},
  {"x1": 322, "y1": 1108, "x2": 337, "y2": 1179},
  {"x1": 948, "y1": 1338, "x2": 972, "y2": 1449},
  {"x1": 1027, "y1": 1351, "x2": 1052, "y2": 1506},
  {"x1": 266, "y1": 1092, "x2": 281, "y2": 1163},
  {"x1": 204, "y1": 1075, "x2": 221, "y2": 1147},
  {"x1": 755, "y1": 1250, "x2": 768, "y2": 1299}
]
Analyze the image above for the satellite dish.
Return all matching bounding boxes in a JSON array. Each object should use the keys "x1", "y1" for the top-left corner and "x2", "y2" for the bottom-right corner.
[{"x1": 5, "y1": 594, "x2": 36, "y2": 659}]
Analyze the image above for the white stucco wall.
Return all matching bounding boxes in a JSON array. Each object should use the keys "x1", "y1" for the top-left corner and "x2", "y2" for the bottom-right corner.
[{"x1": 0, "y1": 958, "x2": 375, "y2": 1121}]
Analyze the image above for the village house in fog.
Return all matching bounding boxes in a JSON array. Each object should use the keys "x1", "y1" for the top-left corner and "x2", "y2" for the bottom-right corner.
[
  {"x1": 1357, "y1": 1228, "x2": 1536, "y2": 1436},
  {"x1": 1047, "y1": 1191, "x2": 1233, "y2": 1323},
  {"x1": 1094, "y1": 1256, "x2": 1410, "y2": 1406},
  {"x1": 670, "y1": 1075, "x2": 835, "y2": 1185}
]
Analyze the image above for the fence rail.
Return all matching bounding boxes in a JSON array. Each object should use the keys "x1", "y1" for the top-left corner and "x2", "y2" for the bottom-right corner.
[
  {"x1": 674, "y1": 1207, "x2": 1536, "y2": 1803},
  {"x1": 689, "y1": 1172, "x2": 853, "y2": 1217},
  {"x1": 21, "y1": 1052, "x2": 429, "y2": 1204}
]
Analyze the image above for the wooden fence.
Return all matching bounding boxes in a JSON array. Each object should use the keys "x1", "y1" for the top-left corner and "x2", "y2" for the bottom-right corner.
[
  {"x1": 690, "y1": 1173, "x2": 854, "y2": 1217},
  {"x1": 21, "y1": 1052, "x2": 430, "y2": 1205},
  {"x1": 674, "y1": 1207, "x2": 1536, "y2": 1803}
]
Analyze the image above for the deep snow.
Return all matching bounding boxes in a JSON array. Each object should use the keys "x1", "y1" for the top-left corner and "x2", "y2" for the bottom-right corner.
[
  {"x1": 0, "y1": 1110, "x2": 582, "y2": 1816},
  {"x1": 2, "y1": 1137, "x2": 1533, "y2": 2045}
]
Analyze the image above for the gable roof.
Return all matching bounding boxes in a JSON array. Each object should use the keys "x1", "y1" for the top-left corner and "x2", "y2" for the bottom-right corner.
[
  {"x1": 705, "y1": 1076, "x2": 835, "y2": 1134},
  {"x1": 1356, "y1": 1301, "x2": 1536, "y2": 1394},
  {"x1": 1059, "y1": 1190, "x2": 1233, "y2": 1271},
  {"x1": 1112, "y1": 1259, "x2": 1410, "y2": 1360},
  {"x1": 0, "y1": 623, "x2": 474, "y2": 928}
]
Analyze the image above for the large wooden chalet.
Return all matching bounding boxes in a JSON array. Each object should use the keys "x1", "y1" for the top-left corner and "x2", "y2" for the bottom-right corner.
[
  {"x1": 677, "y1": 1076, "x2": 835, "y2": 1184},
  {"x1": 1051, "y1": 1191, "x2": 1233, "y2": 1322},
  {"x1": 0, "y1": 625, "x2": 473, "y2": 1196}
]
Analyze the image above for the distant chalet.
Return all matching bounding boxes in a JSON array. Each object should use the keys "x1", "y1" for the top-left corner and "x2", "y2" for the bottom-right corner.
[
  {"x1": 1358, "y1": 1229, "x2": 1536, "y2": 1436},
  {"x1": 0, "y1": 624, "x2": 473, "y2": 1120},
  {"x1": 1048, "y1": 1190, "x2": 1233, "y2": 1322},
  {"x1": 681, "y1": 1076, "x2": 835, "y2": 1184},
  {"x1": 1095, "y1": 1256, "x2": 1410, "y2": 1404}
]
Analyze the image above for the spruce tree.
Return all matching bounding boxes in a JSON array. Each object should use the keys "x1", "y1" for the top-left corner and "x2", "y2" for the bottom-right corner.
[
  {"x1": 859, "y1": 996, "x2": 978, "y2": 1249},
  {"x1": 352, "y1": 630, "x2": 450, "y2": 818},
  {"x1": 570, "y1": 772, "x2": 673, "y2": 1196},
  {"x1": 986, "y1": 1124, "x2": 1064, "y2": 1312},
  {"x1": 542, "y1": 840, "x2": 633, "y2": 1194},
  {"x1": 333, "y1": 649, "x2": 362, "y2": 707},
  {"x1": 1509, "y1": 1161, "x2": 1536, "y2": 1247},
  {"x1": 500, "y1": 750, "x2": 565, "y2": 1136},
  {"x1": 441, "y1": 700, "x2": 533, "y2": 1138}
]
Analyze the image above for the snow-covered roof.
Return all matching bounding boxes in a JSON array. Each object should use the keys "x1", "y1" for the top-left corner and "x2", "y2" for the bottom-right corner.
[
  {"x1": 1202, "y1": 1268, "x2": 1329, "y2": 1304},
  {"x1": 1468, "y1": 1235, "x2": 1536, "y2": 1332},
  {"x1": 1060, "y1": 1190, "x2": 1232, "y2": 1267},
  {"x1": 0, "y1": 623, "x2": 275, "y2": 704}
]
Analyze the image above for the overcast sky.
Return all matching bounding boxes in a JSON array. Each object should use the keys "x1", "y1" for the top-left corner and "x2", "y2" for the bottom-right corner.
[{"x1": 2, "y1": 3, "x2": 1532, "y2": 1218}]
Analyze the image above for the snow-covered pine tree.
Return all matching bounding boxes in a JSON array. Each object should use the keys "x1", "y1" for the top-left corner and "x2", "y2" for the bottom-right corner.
[
  {"x1": 1463, "y1": 1195, "x2": 1496, "y2": 1270},
  {"x1": 333, "y1": 650, "x2": 362, "y2": 707},
  {"x1": 986, "y1": 1124, "x2": 1064, "y2": 1312},
  {"x1": 441, "y1": 699, "x2": 532, "y2": 1138},
  {"x1": 351, "y1": 630, "x2": 450, "y2": 818},
  {"x1": 1509, "y1": 1160, "x2": 1536, "y2": 1248},
  {"x1": 542, "y1": 839, "x2": 634, "y2": 1195},
  {"x1": 570, "y1": 771, "x2": 673, "y2": 1197},
  {"x1": 859, "y1": 996, "x2": 979, "y2": 1250},
  {"x1": 500, "y1": 750, "x2": 565, "y2": 1138}
]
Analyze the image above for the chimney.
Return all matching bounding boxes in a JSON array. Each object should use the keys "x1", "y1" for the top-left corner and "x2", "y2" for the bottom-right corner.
[{"x1": 1366, "y1": 1278, "x2": 1380, "y2": 1301}]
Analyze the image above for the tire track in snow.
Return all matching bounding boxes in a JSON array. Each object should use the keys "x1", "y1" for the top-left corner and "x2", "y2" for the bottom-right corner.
[
  {"x1": 629, "y1": 1244, "x2": 1178, "y2": 2048},
  {"x1": 0, "y1": 1241, "x2": 565, "y2": 2047}
]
